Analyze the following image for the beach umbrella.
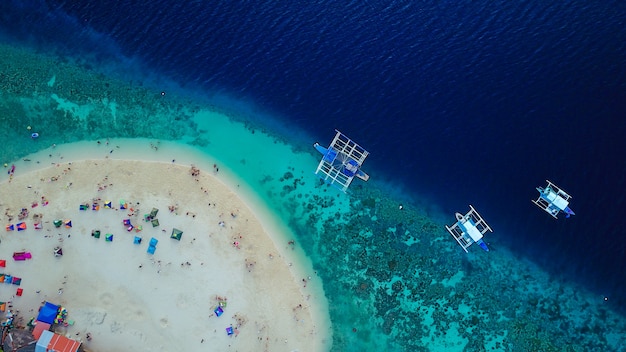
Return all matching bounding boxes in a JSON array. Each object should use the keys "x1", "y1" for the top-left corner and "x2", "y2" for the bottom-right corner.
[
  {"x1": 171, "y1": 228, "x2": 183, "y2": 241},
  {"x1": 54, "y1": 247, "x2": 63, "y2": 257}
]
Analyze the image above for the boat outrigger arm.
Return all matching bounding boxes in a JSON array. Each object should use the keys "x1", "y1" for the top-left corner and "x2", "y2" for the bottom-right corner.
[{"x1": 313, "y1": 130, "x2": 370, "y2": 192}]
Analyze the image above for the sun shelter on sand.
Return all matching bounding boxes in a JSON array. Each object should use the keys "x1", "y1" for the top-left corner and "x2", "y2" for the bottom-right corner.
[
  {"x1": 12, "y1": 252, "x2": 32, "y2": 261},
  {"x1": 145, "y1": 208, "x2": 159, "y2": 222},
  {"x1": 171, "y1": 228, "x2": 183, "y2": 241},
  {"x1": 134, "y1": 236, "x2": 142, "y2": 244},
  {"x1": 147, "y1": 237, "x2": 158, "y2": 254},
  {"x1": 105, "y1": 234, "x2": 114, "y2": 242},
  {"x1": 37, "y1": 302, "x2": 60, "y2": 325},
  {"x1": 54, "y1": 247, "x2": 63, "y2": 257}
]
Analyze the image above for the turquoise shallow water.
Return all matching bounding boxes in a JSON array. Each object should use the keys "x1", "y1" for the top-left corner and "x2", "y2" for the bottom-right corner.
[{"x1": 1, "y1": 43, "x2": 625, "y2": 351}]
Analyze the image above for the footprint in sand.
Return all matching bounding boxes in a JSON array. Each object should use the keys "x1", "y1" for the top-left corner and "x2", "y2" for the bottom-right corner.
[
  {"x1": 176, "y1": 293, "x2": 189, "y2": 309},
  {"x1": 130, "y1": 309, "x2": 145, "y2": 320},
  {"x1": 99, "y1": 292, "x2": 113, "y2": 307}
]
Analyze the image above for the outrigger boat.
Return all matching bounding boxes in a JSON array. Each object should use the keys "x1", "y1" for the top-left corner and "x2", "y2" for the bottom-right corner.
[
  {"x1": 532, "y1": 180, "x2": 575, "y2": 219},
  {"x1": 313, "y1": 130, "x2": 369, "y2": 192},
  {"x1": 445, "y1": 205, "x2": 493, "y2": 253}
]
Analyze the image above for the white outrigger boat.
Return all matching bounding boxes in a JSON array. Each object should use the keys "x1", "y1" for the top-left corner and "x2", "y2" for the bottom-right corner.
[
  {"x1": 532, "y1": 180, "x2": 575, "y2": 219},
  {"x1": 313, "y1": 130, "x2": 369, "y2": 192},
  {"x1": 445, "y1": 205, "x2": 493, "y2": 253}
]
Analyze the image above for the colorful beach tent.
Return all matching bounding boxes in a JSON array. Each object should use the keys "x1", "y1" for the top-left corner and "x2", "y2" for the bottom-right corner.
[
  {"x1": 0, "y1": 260, "x2": 5, "y2": 267},
  {"x1": 147, "y1": 237, "x2": 158, "y2": 254},
  {"x1": 0, "y1": 302, "x2": 6, "y2": 312},
  {"x1": 133, "y1": 236, "x2": 142, "y2": 244},
  {"x1": 5, "y1": 224, "x2": 14, "y2": 231},
  {"x1": 92, "y1": 203, "x2": 100, "y2": 210},
  {"x1": 104, "y1": 201, "x2": 112, "y2": 209},
  {"x1": 34, "y1": 222, "x2": 43, "y2": 229},
  {"x1": 226, "y1": 326, "x2": 234, "y2": 335},
  {"x1": 37, "y1": 302, "x2": 60, "y2": 324},
  {"x1": 13, "y1": 252, "x2": 32, "y2": 261},
  {"x1": 17, "y1": 222, "x2": 27, "y2": 231},
  {"x1": 151, "y1": 218, "x2": 160, "y2": 227},
  {"x1": 64, "y1": 220, "x2": 72, "y2": 228},
  {"x1": 79, "y1": 204, "x2": 88, "y2": 211},
  {"x1": 105, "y1": 234, "x2": 113, "y2": 242},
  {"x1": 214, "y1": 306, "x2": 224, "y2": 317},
  {"x1": 54, "y1": 247, "x2": 63, "y2": 257},
  {"x1": 123, "y1": 219, "x2": 132, "y2": 226},
  {"x1": 171, "y1": 228, "x2": 183, "y2": 241},
  {"x1": 91, "y1": 230, "x2": 101, "y2": 238},
  {"x1": 150, "y1": 207, "x2": 159, "y2": 218},
  {"x1": 12, "y1": 277, "x2": 21, "y2": 285},
  {"x1": 53, "y1": 220, "x2": 63, "y2": 228},
  {"x1": 120, "y1": 200, "x2": 127, "y2": 209}
]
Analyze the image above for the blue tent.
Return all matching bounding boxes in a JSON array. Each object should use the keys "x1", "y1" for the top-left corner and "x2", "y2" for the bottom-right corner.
[
  {"x1": 37, "y1": 302, "x2": 59, "y2": 324},
  {"x1": 133, "y1": 236, "x2": 142, "y2": 244}
]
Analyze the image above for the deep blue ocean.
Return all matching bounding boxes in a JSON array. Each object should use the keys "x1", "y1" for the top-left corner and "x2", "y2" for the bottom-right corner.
[{"x1": 3, "y1": 0, "x2": 626, "y2": 317}]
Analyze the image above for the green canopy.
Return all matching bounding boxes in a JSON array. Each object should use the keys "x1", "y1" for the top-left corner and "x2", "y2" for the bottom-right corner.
[
  {"x1": 171, "y1": 228, "x2": 183, "y2": 241},
  {"x1": 150, "y1": 208, "x2": 159, "y2": 218},
  {"x1": 151, "y1": 219, "x2": 160, "y2": 227}
]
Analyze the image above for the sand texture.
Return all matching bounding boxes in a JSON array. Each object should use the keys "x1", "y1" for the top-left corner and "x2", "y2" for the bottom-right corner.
[{"x1": 0, "y1": 159, "x2": 328, "y2": 352}]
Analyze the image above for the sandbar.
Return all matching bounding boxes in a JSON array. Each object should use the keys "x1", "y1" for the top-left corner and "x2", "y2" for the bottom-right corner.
[{"x1": 0, "y1": 153, "x2": 330, "y2": 351}]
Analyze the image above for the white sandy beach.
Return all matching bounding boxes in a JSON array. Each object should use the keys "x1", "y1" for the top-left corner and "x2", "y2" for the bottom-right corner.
[{"x1": 0, "y1": 141, "x2": 331, "y2": 352}]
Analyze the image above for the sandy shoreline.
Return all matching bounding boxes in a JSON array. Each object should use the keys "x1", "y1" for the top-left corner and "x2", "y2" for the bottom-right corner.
[{"x1": 0, "y1": 157, "x2": 331, "y2": 351}]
